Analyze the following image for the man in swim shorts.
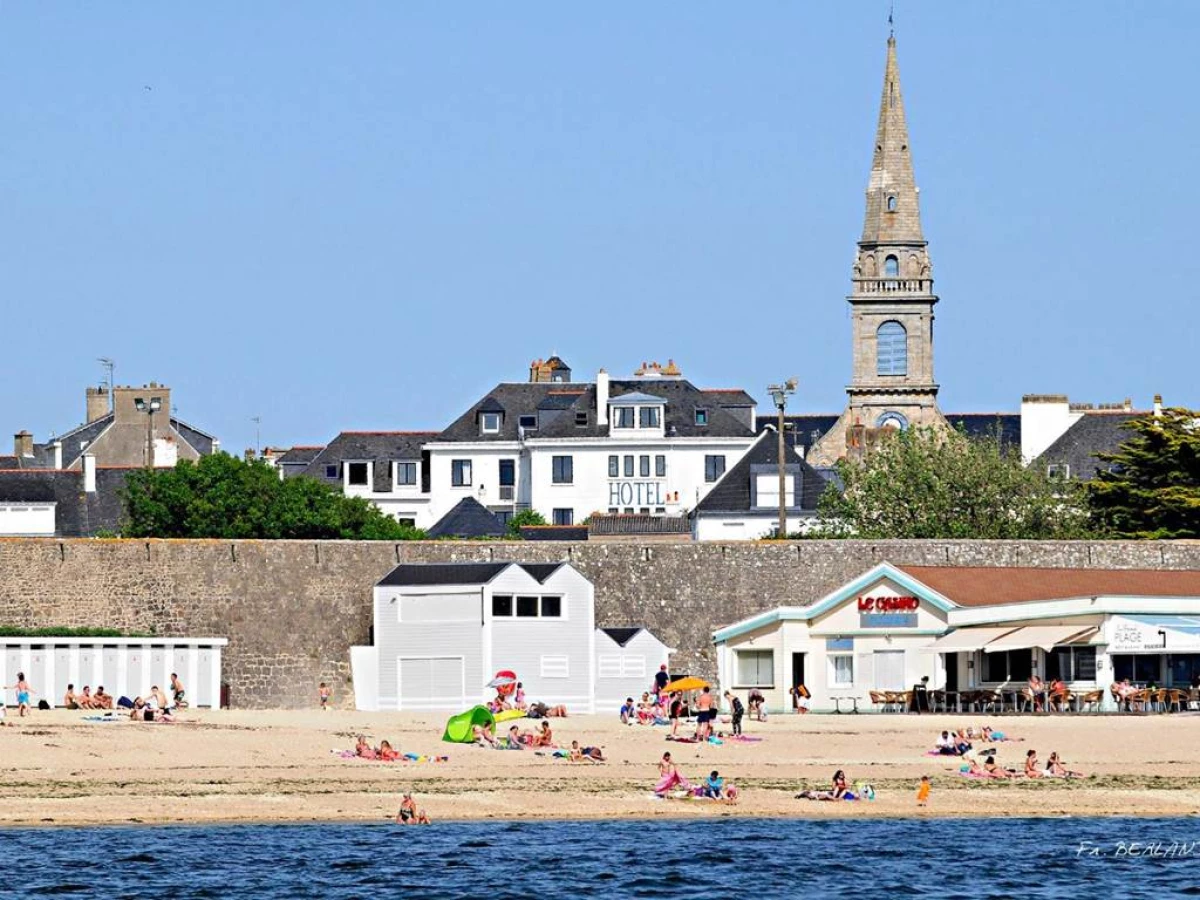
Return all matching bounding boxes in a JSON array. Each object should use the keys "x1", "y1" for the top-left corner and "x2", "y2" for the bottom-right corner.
[{"x1": 695, "y1": 687, "x2": 715, "y2": 740}]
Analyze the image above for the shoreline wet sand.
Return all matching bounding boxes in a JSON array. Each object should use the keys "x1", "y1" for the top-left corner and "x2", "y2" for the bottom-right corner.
[{"x1": 2, "y1": 709, "x2": 1198, "y2": 827}]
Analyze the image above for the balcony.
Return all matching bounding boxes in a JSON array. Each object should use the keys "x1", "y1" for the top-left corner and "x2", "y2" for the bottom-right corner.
[{"x1": 852, "y1": 277, "x2": 931, "y2": 295}]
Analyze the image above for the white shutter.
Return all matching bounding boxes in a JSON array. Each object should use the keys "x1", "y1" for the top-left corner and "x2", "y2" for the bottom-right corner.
[
  {"x1": 622, "y1": 655, "x2": 646, "y2": 679},
  {"x1": 598, "y1": 655, "x2": 623, "y2": 679}
]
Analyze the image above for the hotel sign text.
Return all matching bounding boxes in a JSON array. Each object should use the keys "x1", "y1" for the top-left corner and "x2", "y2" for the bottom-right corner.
[{"x1": 608, "y1": 481, "x2": 665, "y2": 507}]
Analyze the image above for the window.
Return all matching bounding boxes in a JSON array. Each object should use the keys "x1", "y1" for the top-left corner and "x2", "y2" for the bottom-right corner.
[
  {"x1": 639, "y1": 407, "x2": 660, "y2": 428},
  {"x1": 517, "y1": 596, "x2": 539, "y2": 617},
  {"x1": 396, "y1": 518, "x2": 416, "y2": 528},
  {"x1": 887, "y1": 195, "x2": 897, "y2": 211},
  {"x1": 347, "y1": 462, "x2": 369, "y2": 486},
  {"x1": 831, "y1": 655, "x2": 855, "y2": 686},
  {"x1": 695, "y1": 409, "x2": 708, "y2": 426},
  {"x1": 1047, "y1": 464, "x2": 1070, "y2": 480},
  {"x1": 755, "y1": 472, "x2": 796, "y2": 509},
  {"x1": 325, "y1": 464, "x2": 338, "y2": 479},
  {"x1": 981, "y1": 649, "x2": 1032, "y2": 683},
  {"x1": 519, "y1": 414, "x2": 538, "y2": 430},
  {"x1": 639, "y1": 455, "x2": 650, "y2": 477},
  {"x1": 1112, "y1": 655, "x2": 1162, "y2": 684},
  {"x1": 655, "y1": 455, "x2": 666, "y2": 477},
  {"x1": 451, "y1": 459, "x2": 472, "y2": 487},
  {"x1": 540, "y1": 655, "x2": 569, "y2": 678},
  {"x1": 492, "y1": 595, "x2": 513, "y2": 617},
  {"x1": 1047, "y1": 646, "x2": 1097, "y2": 682},
  {"x1": 704, "y1": 455, "x2": 726, "y2": 483},
  {"x1": 552, "y1": 508, "x2": 574, "y2": 526},
  {"x1": 480, "y1": 412, "x2": 501, "y2": 433},
  {"x1": 493, "y1": 594, "x2": 560, "y2": 618},
  {"x1": 615, "y1": 407, "x2": 635, "y2": 428},
  {"x1": 736, "y1": 649, "x2": 774, "y2": 687},
  {"x1": 877, "y1": 321, "x2": 908, "y2": 376},
  {"x1": 540, "y1": 596, "x2": 561, "y2": 618},
  {"x1": 574, "y1": 412, "x2": 588, "y2": 427},
  {"x1": 395, "y1": 462, "x2": 417, "y2": 486},
  {"x1": 608, "y1": 455, "x2": 619, "y2": 477},
  {"x1": 498, "y1": 460, "x2": 515, "y2": 487},
  {"x1": 624, "y1": 455, "x2": 634, "y2": 477},
  {"x1": 884, "y1": 254, "x2": 899, "y2": 277},
  {"x1": 494, "y1": 510, "x2": 513, "y2": 528},
  {"x1": 551, "y1": 455, "x2": 573, "y2": 484}
]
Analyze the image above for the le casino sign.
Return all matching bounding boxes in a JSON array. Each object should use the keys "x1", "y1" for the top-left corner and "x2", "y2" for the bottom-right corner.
[{"x1": 857, "y1": 596, "x2": 920, "y2": 612}]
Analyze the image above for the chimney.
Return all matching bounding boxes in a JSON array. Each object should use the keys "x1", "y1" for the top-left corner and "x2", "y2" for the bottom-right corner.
[
  {"x1": 14, "y1": 430, "x2": 33, "y2": 458},
  {"x1": 53, "y1": 440, "x2": 63, "y2": 470},
  {"x1": 85, "y1": 385, "x2": 110, "y2": 423},
  {"x1": 82, "y1": 454, "x2": 96, "y2": 493},
  {"x1": 1154, "y1": 394, "x2": 1163, "y2": 417},
  {"x1": 596, "y1": 369, "x2": 609, "y2": 426}
]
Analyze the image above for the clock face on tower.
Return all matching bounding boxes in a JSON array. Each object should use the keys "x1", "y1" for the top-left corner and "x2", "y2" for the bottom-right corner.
[{"x1": 876, "y1": 411, "x2": 909, "y2": 431}]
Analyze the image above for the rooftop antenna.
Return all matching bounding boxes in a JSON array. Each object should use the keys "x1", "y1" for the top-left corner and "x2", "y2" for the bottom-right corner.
[
  {"x1": 97, "y1": 357, "x2": 115, "y2": 411},
  {"x1": 251, "y1": 416, "x2": 261, "y2": 457},
  {"x1": 888, "y1": 1, "x2": 894, "y2": 37}
]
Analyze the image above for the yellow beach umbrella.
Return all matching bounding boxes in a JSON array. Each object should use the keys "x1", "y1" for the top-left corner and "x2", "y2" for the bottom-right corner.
[{"x1": 663, "y1": 676, "x2": 709, "y2": 693}]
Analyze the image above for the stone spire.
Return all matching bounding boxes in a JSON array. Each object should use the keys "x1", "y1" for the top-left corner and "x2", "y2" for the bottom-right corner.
[{"x1": 861, "y1": 35, "x2": 923, "y2": 245}]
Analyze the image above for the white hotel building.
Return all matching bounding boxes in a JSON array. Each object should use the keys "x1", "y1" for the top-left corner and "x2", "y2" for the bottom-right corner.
[{"x1": 296, "y1": 358, "x2": 760, "y2": 532}]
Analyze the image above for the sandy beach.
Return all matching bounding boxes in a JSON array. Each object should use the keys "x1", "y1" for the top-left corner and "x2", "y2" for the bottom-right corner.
[{"x1": 2, "y1": 708, "x2": 1199, "y2": 827}]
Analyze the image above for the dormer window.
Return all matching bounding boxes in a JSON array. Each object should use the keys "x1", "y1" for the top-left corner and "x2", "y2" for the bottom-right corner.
[
  {"x1": 519, "y1": 414, "x2": 537, "y2": 430},
  {"x1": 347, "y1": 462, "x2": 369, "y2": 486},
  {"x1": 615, "y1": 407, "x2": 636, "y2": 429},
  {"x1": 575, "y1": 412, "x2": 588, "y2": 427},
  {"x1": 639, "y1": 407, "x2": 659, "y2": 428},
  {"x1": 480, "y1": 412, "x2": 501, "y2": 434},
  {"x1": 695, "y1": 409, "x2": 708, "y2": 426}
]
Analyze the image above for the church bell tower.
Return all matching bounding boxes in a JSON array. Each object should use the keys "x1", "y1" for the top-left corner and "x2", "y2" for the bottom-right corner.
[{"x1": 811, "y1": 33, "x2": 946, "y2": 466}]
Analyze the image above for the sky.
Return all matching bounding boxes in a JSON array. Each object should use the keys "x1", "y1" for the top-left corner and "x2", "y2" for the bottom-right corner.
[{"x1": 2, "y1": 2, "x2": 1198, "y2": 454}]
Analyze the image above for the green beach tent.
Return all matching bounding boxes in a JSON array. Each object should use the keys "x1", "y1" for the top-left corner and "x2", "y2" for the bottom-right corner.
[{"x1": 442, "y1": 705, "x2": 495, "y2": 743}]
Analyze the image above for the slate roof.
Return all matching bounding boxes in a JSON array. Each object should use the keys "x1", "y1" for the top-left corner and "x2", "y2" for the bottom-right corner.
[
  {"x1": 693, "y1": 429, "x2": 831, "y2": 515},
  {"x1": 427, "y1": 497, "x2": 507, "y2": 539},
  {"x1": 520, "y1": 525, "x2": 589, "y2": 541},
  {"x1": 762, "y1": 415, "x2": 841, "y2": 458},
  {"x1": 276, "y1": 445, "x2": 324, "y2": 476},
  {"x1": 587, "y1": 515, "x2": 691, "y2": 535},
  {"x1": 599, "y1": 627, "x2": 643, "y2": 647},
  {"x1": 170, "y1": 418, "x2": 217, "y2": 456},
  {"x1": 302, "y1": 432, "x2": 437, "y2": 492},
  {"x1": 435, "y1": 380, "x2": 756, "y2": 443},
  {"x1": 1035, "y1": 413, "x2": 1138, "y2": 481},
  {"x1": 25, "y1": 414, "x2": 215, "y2": 470},
  {"x1": 946, "y1": 413, "x2": 1022, "y2": 448},
  {"x1": 377, "y1": 561, "x2": 566, "y2": 587},
  {"x1": 900, "y1": 566, "x2": 1200, "y2": 607},
  {"x1": 0, "y1": 467, "x2": 129, "y2": 536}
]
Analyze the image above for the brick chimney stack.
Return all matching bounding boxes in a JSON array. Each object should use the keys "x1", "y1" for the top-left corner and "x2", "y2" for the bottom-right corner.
[
  {"x1": 86, "y1": 384, "x2": 110, "y2": 423},
  {"x1": 13, "y1": 430, "x2": 33, "y2": 458}
]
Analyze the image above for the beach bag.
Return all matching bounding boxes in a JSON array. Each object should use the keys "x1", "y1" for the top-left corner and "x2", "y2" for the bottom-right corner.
[
  {"x1": 37, "y1": 699, "x2": 50, "y2": 710},
  {"x1": 117, "y1": 696, "x2": 134, "y2": 709}
]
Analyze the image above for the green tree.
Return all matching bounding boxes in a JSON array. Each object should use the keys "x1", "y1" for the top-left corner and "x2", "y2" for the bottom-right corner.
[
  {"x1": 120, "y1": 454, "x2": 425, "y2": 540},
  {"x1": 1086, "y1": 407, "x2": 1200, "y2": 538},
  {"x1": 816, "y1": 425, "x2": 1092, "y2": 539},
  {"x1": 506, "y1": 509, "x2": 547, "y2": 537}
]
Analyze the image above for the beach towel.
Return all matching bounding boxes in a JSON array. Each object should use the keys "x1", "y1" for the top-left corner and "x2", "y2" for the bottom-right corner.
[
  {"x1": 666, "y1": 735, "x2": 700, "y2": 743},
  {"x1": 654, "y1": 771, "x2": 692, "y2": 795},
  {"x1": 958, "y1": 771, "x2": 992, "y2": 779},
  {"x1": 82, "y1": 715, "x2": 122, "y2": 723},
  {"x1": 728, "y1": 735, "x2": 763, "y2": 743}
]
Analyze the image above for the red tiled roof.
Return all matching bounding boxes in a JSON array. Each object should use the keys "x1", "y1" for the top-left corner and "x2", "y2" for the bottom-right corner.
[{"x1": 899, "y1": 566, "x2": 1200, "y2": 607}]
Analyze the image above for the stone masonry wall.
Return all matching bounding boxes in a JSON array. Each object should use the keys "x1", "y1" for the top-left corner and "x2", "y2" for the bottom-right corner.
[{"x1": 1, "y1": 538, "x2": 1198, "y2": 708}]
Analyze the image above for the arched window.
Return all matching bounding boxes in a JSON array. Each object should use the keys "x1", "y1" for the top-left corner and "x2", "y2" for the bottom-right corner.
[
  {"x1": 877, "y1": 321, "x2": 907, "y2": 376},
  {"x1": 887, "y1": 195, "x2": 897, "y2": 212},
  {"x1": 884, "y1": 255, "x2": 899, "y2": 277}
]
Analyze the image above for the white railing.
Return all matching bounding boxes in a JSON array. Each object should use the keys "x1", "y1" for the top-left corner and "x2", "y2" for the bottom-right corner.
[{"x1": 853, "y1": 278, "x2": 931, "y2": 294}]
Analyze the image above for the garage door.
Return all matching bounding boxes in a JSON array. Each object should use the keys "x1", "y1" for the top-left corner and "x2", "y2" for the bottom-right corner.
[
  {"x1": 397, "y1": 657, "x2": 465, "y2": 711},
  {"x1": 874, "y1": 650, "x2": 907, "y2": 692}
]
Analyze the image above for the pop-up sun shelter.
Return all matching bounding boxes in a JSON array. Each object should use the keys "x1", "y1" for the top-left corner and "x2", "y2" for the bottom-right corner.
[{"x1": 442, "y1": 705, "x2": 495, "y2": 743}]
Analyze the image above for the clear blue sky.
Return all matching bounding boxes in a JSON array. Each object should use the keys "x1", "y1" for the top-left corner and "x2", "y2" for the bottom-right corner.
[{"x1": 3, "y1": 3, "x2": 1197, "y2": 454}]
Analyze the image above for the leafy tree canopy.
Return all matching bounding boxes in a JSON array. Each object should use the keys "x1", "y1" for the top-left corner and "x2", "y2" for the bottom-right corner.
[
  {"x1": 816, "y1": 424, "x2": 1093, "y2": 539},
  {"x1": 1086, "y1": 407, "x2": 1200, "y2": 539},
  {"x1": 506, "y1": 508, "x2": 547, "y2": 537},
  {"x1": 120, "y1": 454, "x2": 425, "y2": 540}
]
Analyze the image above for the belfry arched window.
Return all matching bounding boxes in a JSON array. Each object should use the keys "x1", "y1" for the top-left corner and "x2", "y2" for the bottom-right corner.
[
  {"x1": 884, "y1": 255, "x2": 899, "y2": 277},
  {"x1": 877, "y1": 321, "x2": 907, "y2": 376},
  {"x1": 887, "y1": 195, "x2": 897, "y2": 212}
]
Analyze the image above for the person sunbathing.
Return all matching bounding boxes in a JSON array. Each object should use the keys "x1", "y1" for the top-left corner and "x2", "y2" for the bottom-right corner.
[
  {"x1": 78, "y1": 687, "x2": 98, "y2": 710},
  {"x1": 1045, "y1": 751, "x2": 1085, "y2": 778},
  {"x1": 982, "y1": 755, "x2": 1019, "y2": 779},
  {"x1": 64, "y1": 684, "x2": 79, "y2": 710},
  {"x1": 503, "y1": 725, "x2": 526, "y2": 750},
  {"x1": 797, "y1": 769, "x2": 852, "y2": 800},
  {"x1": 94, "y1": 687, "x2": 113, "y2": 709},
  {"x1": 355, "y1": 735, "x2": 379, "y2": 760},
  {"x1": 378, "y1": 740, "x2": 401, "y2": 761},
  {"x1": 1024, "y1": 750, "x2": 1044, "y2": 779},
  {"x1": 532, "y1": 721, "x2": 556, "y2": 748}
]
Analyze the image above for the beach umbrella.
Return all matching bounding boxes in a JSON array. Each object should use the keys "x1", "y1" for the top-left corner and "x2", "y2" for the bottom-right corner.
[
  {"x1": 663, "y1": 676, "x2": 709, "y2": 693},
  {"x1": 487, "y1": 670, "x2": 518, "y2": 692}
]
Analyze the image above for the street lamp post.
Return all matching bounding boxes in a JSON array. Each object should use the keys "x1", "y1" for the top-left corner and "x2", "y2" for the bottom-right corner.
[
  {"x1": 767, "y1": 379, "x2": 798, "y2": 538},
  {"x1": 134, "y1": 396, "x2": 163, "y2": 467}
]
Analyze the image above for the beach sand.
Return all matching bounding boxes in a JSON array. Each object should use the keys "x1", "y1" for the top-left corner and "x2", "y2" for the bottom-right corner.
[{"x1": 2, "y1": 708, "x2": 1198, "y2": 826}]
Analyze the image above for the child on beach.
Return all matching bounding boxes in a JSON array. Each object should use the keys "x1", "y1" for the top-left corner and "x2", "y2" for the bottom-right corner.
[
  {"x1": 319, "y1": 682, "x2": 331, "y2": 710},
  {"x1": 5, "y1": 673, "x2": 34, "y2": 717},
  {"x1": 724, "y1": 691, "x2": 744, "y2": 736},
  {"x1": 917, "y1": 775, "x2": 930, "y2": 806},
  {"x1": 620, "y1": 697, "x2": 636, "y2": 725}
]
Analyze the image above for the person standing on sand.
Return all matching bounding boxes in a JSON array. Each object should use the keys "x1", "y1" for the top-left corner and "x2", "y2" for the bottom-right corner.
[
  {"x1": 917, "y1": 775, "x2": 930, "y2": 807},
  {"x1": 724, "y1": 691, "x2": 744, "y2": 736},
  {"x1": 5, "y1": 673, "x2": 34, "y2": 717},
  {"x1": 654, "y1": 664, "x2": 669, "y2": 695},
  {"x1": 695, "y1": 687, "x2": 715, "y2": 741},
  {"x1": 319, "y1": 682, "x2": 332, "y2": 710},
  {"x1": 170, "y1": 673, "x2": 187, "y2": 708}
]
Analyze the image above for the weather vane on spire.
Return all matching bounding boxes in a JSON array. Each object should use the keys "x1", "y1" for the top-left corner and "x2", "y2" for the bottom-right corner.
[{"x1": 888, "y1": 1, "x2": 895, "y2": 37}]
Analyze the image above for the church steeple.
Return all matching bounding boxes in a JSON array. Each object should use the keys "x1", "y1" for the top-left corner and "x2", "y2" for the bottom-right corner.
[{"x1": 861, "y1": 35, "x2": 923, "y2": 245}]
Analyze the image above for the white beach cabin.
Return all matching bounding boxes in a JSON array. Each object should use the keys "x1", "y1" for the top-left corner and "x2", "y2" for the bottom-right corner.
[
  {"x1": 361, "y1": 561, "x2": 597, "y2": 713},
  {"x1": 594, "y1": 627, "x2": 675, "y2": 713}
]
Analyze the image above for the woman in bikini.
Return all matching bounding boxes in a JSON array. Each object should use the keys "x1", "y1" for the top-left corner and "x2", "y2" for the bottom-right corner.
[
  {"x1": 1045, "y1": 751, "x2": 1085, "y2": 778},
  {"x1": 378, "y1": 740, "x2": 401, "y2": 761},
  {"x1": 1023, "y1": 749, "x2": 1043, "y2": 778},
  {"x1": 395, "y1": 793, "x2": 431, "y2": 825},
  {"x1": 982, "y1": 755, "x2": 1019, "y2": 779}
]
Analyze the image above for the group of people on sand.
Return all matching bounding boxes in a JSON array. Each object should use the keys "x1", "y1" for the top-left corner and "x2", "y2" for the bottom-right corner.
[
  {"x1": 963, "y1": 749, "x2": 1085, "y2": 779},
  {"x1": 487, "y1": 686, "x2": 567, "y2": 719},
  {"x1": 128, "y1": 676, "x2": 187, "y2": 721},
  {"x1": 654, "y1": 751, "x2": 738, "y2": 802},
  {"x1": 356, "y1": 735, "x2": 403, "y2": 761},
  {"x1": 472, "y1": 718, "x2": 605, "y2": 760},
  {"x1": 63, "y1": 684, "x2": 114, "y2": 710},
  {"x1": 933, "y1": 724, "x2": 1015, "y2": 756},
  {"x1": 796, "y1": 769, "x2": 864, "y2": 801}
]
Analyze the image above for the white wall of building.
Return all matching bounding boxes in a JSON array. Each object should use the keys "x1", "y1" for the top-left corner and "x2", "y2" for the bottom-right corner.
[
  {"x1": 693, "y1": 513, "x2": 822, "y2": 542},
  {"x1": 0, "y1": 503, "x2": 57, "y2": 537},
  {"x1": 1020, "y1": 395, "x2": 1082, "y2": 464},
  {"x1": 593, "y1": 629, "x2": 673, "y2": 711}
]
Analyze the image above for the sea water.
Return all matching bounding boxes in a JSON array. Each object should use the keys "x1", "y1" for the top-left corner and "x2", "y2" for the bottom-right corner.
[{"x1": 2, "y1": 817, "x2": 1198, "y2": 899}]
